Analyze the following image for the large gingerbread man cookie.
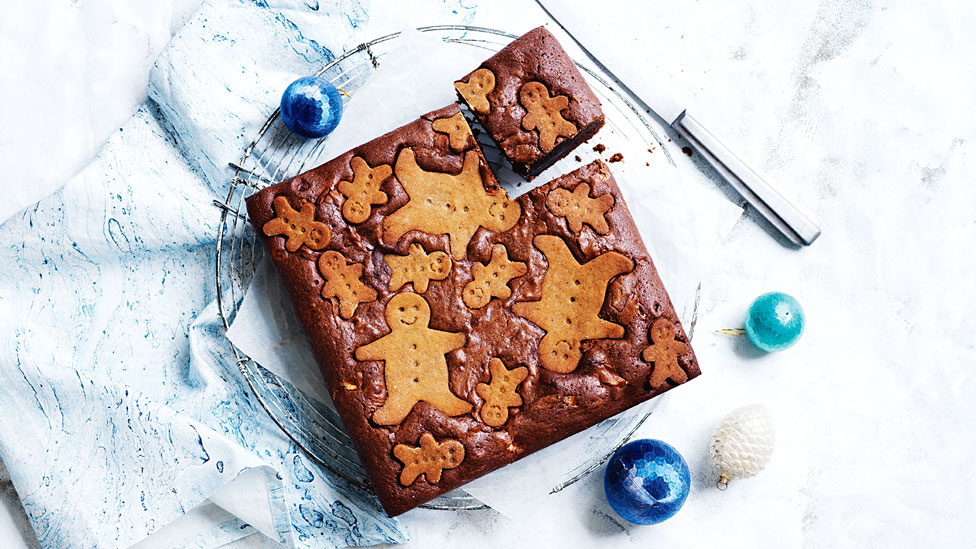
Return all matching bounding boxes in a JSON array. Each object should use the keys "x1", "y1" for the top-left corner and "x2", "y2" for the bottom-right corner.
[
  {"x1": 384, "y1": 147, "x2": 521, "y2": 260},
  {"x1": 642, "y1": 318, "x2": 690, "y2": 389},
  {"x1": 355, "y1": 293, "x2": 471, "y2": 425},
  {"x1": 512, "y1": 235, "x2": 634, "y2": 373},
  {"x1": 262, "y1": 196, "x2": 331, "y2": 252},
  {"x1": 546, "y1": 182, "x2": 614, "y2": 235},
  {"x1": 338, "y1": 156, "x2": 392, "y2": 224},
  {"x1": 519, "y1": 81, "x2": 577, "y2": 152},
  {"x1": 385, "y1": 243, "x2": 451, "y2": 293},
  {"x1": 317, "y1": 251, "x2": 377, "y2": 319},
  {"x1": 393, "y1": 433, "x2": 465, "y2": 486}
]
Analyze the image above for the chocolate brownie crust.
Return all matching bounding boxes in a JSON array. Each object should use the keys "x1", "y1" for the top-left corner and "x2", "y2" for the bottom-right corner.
[
  {"x1": 246, "y1": 105, "x2": 697, "y2": 515},
  {"x1": 456, "y1": 27, "x2": 605, "y2": 177}
]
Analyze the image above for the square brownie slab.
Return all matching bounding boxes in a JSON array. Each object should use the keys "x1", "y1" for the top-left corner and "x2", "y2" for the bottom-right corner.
[
  {"x1": 245, "y1": 105, "x2": 698, "y2": 515},
  {"x1": 454, "y1": 27, "x2": 605, "y2": 179}
]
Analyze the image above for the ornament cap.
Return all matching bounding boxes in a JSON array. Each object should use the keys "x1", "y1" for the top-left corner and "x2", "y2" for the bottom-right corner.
[{"x1": 717, "y1": 473, "x2": 731, "y2": 491}]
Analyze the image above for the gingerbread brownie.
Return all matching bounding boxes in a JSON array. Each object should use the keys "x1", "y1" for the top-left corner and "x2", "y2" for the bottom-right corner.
[
  {"x1": 454, "y1": 27, "x2": 605, "y2": 179},
  {"x1": 245, "y1": 105, "x2": 699, "y2": 516}
]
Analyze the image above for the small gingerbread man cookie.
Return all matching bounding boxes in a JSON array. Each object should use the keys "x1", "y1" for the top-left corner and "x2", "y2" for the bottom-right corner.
[
  {"x1": 454, "y1": 68, "x2": 496, "y2": 114},
  {"x1": 642, "y1": 318, "x2": 690, "y2": 389},
  {"x1": 317, "y1": 251, "x2": 377, "y2": 319},
  {"x1": 355, "y1": 293, "x2": 471, "y2": 425},
  {"x1": 385, "y1": 243, "x2": 452, "y2": 293},
  {"x1": 519, "y1": 81, "x2": 578, "y2": 152},
  {"x1": 262, "y1": 196, "x2": 331, "y2": 252},
  {"x1": 546, "y1": 182, "x2": 614, "y2": 235},
  {"x1": 475, "y1": 358, "x2": 529, "y2": 427},
  {"x1": 432, "y1": 112, "x2": 474, "y2": 152},
  {"x1": 462, "y1": 244, "x2": 527, "y2": 309},
  {"x1": 338, "y1": 156, "x2": 392, "y2": 224},
  {"x1": 393, "y1": 433, "x2": 465, "y2": 486}
]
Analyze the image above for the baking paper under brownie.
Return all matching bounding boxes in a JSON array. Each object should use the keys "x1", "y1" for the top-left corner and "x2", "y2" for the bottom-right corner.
[{"x1": 245, "y1": 104, "x2": 700, "y2": 516}]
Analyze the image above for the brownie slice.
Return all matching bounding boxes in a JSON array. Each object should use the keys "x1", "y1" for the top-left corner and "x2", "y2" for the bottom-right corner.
[
  {"x1": 454, "y1": 26, "x2": 605, "y2": 179},
  {"x1": 246, "y1": 105, "x2": 698, "y2": 516}
]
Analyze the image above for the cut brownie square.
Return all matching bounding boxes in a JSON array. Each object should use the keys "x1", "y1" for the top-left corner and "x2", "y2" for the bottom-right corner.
[
  {"x1": 246, "y1": 104, "x2": 698, "y2": 516},
  {"x1": 454, "y1": 26, "x2": 605, "y2": 179}
]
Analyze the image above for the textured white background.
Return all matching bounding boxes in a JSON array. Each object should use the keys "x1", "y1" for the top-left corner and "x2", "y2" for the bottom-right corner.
[{"x1": 2, "y1": 0, "x2": 974, "y2": 547}]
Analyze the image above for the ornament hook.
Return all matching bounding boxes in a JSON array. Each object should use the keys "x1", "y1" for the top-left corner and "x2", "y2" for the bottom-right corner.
[{"x1": 716, "y1": 473, "x2": 730, "y2": 491}]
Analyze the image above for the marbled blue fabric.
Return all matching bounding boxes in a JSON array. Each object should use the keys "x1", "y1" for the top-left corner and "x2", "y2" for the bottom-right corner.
[{"x1": 0, "y1": 0, "x2": 475, "y2": 546}]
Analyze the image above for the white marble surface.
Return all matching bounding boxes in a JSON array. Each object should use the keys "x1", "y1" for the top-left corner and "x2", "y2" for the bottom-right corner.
[{"x1": 2, "y1": 0, "x2": 974, "y2": 547}]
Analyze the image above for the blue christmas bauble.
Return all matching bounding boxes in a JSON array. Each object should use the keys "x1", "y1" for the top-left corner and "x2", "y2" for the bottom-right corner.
[
  {"x1": 604, "y1": 439, "x2": 691, "y2": 525},
  {"x1": 279, "y1": 76, "x2": 343, "y2": 139},
  {"x1": 744, "y1": 292, "x2": 805, "y2": 352}
]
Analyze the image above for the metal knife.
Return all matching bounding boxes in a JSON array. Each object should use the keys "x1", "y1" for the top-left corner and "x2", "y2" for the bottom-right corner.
[{"x1": 536, "y1": 1, "x2": 822, "y2": 246}]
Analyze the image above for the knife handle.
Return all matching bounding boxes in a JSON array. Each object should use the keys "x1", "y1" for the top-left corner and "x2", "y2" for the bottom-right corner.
[{"x1": 672, "y1": 112, "x2": 822, "y2": 246}]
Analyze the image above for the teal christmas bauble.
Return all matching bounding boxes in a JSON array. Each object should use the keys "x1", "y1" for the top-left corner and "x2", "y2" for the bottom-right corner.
[
  {"x1": 745, "y1": 292, "x2": 805, "y2": 352},
  {"x1": 280, "y1": 76, "x2": 343, "y2": 139},
  {"x1": 604, "y1": 439, "x2": 691, "y2": 525}
]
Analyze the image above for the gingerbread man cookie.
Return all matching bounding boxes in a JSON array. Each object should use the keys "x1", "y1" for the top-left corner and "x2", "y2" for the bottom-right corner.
[
  {"x1": 546, "y1": 182, "x2": 614, "y2": 235},
  {"x1": 385, "y1": 243, "x2": 451, "y2": 293},
  {"x1": 519, "y1": 81, "x2": 578, "y2": 152},
  {"x1": 454, "y1": 68, "x2": 495, "y2": 114},
  {"x1": 642, "y1": 318, "x2": 690, "y2": 389},
  {"x1": 262, "y1": 196, "x2": 331, "y2": 252},
  {"x1": 512, "y1": 235, "x2": 634, "y2": 373},
  {"x1": 355, "y1": 292, "x2": 471, "y2": 425},
  {"x1": 475, "y1": 358, "x2": 529, "y2": 427},
  {"x1": 317, "y1": 251, "x2": 377, "y2": 319},
  {"x1": 462, "y1": 244, "x2": 527, "y2": 309},
  {"x1": 384, "y1": 147, "x2": 521, "y2": 260},
  {"x1": 393, "y1": 433, "x2": 465, "y2": 486},
  {"x1": 337, "y1": 157, "x2": 392, "y2": 224},
  {"x1": 432, "y1": 112, "x2": 474, "y2": 152}
]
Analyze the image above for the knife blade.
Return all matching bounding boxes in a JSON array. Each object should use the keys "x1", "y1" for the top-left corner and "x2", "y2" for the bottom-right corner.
[{"x1": 536, "y1": 0, "x2": 821, "y2": 246}]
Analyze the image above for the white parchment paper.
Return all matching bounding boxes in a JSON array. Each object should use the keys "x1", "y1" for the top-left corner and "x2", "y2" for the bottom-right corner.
[{"x1": 227, "y1": 28, "x2": 742, "y2": 518}]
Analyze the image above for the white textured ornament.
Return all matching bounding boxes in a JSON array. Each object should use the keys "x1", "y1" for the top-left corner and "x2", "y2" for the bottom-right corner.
[{"x1": 710, "y1": 403, "x2": 776, "y2": 489}]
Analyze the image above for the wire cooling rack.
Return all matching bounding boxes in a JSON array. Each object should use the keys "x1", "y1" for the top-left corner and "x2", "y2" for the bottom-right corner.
[{"x1": 213, "y1": 25, "x2": 687, "y2": 511}]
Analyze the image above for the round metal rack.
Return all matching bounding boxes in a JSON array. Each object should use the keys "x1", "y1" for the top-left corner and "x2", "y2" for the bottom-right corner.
[{"x1": 214, "y1": 25, "x2": 682, "y2": 510}]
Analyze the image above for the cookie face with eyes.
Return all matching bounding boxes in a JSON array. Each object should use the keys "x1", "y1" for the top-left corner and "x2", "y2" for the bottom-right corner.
[{"x1": 386, "y1": 292, "x2": 428, "y2": 328}]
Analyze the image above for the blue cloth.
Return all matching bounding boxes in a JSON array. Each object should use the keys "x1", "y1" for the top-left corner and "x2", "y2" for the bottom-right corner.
[{"x1": 0, "y1": 0, "x2": 474, "y2": 546}]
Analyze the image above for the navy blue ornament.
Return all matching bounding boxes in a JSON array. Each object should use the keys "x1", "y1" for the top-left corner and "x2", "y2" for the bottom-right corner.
[
  {"x1": 604, "y1": 439, "x2": 691, "y2": 525},
  {"x1": 279, "y1": 76, "x2": 343, "y2": 139}
]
